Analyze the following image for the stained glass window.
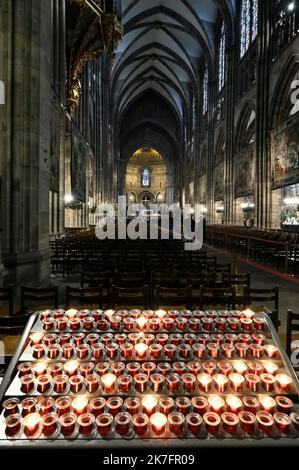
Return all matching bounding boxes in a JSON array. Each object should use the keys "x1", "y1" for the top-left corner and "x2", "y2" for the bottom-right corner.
[
  {"x1": 240, "y1": 0, "x2": 259, "y2": 58},
  {"x1": 141, "y1": 167, "x2": 151, "y2": 188},
  {"x1": 203, "y1": 67, "x2": 208, "y2": 115},
  {"x1": 218, "y1": 22, "x2": 226, "y2": 92}
]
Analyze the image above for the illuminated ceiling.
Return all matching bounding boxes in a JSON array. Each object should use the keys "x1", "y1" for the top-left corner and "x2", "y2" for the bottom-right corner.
[{"x1": 112, "y1": 0, "x2": 235, "y2": 123}]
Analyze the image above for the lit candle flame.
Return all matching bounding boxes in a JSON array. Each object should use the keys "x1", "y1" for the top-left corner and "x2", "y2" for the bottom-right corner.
[
  {"x1": 65, "y1": 309, "x2": 78, "y2": 319},
  {"x1": 101, "y1": 373, "x2": 117, "y2": 390},
  {"x1": 23, "y1": 413, "x2": 41, "y2": 432},
  {"x1": 29, "y1": 332, "x2": 44, "y2": 345},
  {"x1": 226, "y1": 395, "x2": 242, "y2": 413},
  {"x1": 243, "y1": 309, "x2": 255, "y2": 319},
  {"x1": 136, "y1": 317, "x2": 147, "y2": 329},
  {"x1": 72, "y1": 396, "x2": 89, "y2": 414},
  {"x1": 233, "y1": 362, "x2": 248, "y2": 374},
  {"x1": 141, "y1": 395, "x2": 158, "y2": 413},
  {"x1": 134, "y1": 343, "x2": 148, "y2": 357},
  {"x1": 208, "y1": 396, "x2": 225, "y2": 413},
  {"x1": 155, "y1": 310, "x2": 166, "y2": 319},
  {"x1": 263, "y1": 361, "x2": 279, "y2": 375},
  {"x1": 64, "y1": 361, "x2": 79, "y2": 375},
  {"x1": 259, "y1": 395, "x2": 276, "y2": 411},
  {"x1": 150, "y1": 412, "x2": 167, "y2": 431}
]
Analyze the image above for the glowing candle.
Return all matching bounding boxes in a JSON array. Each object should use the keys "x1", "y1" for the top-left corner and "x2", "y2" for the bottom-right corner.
[
  {"x1": 32, "y1": 362, "x2": 47, "y2": 377},
  {"x1": 276, "y1": 373, "x2": 292, "y2": 391},
  {"x1": 141, "y1": 395, "x2": 158, "y2": 415},
  {"x1": 23, "y1": 413, "x2": 41, "y2": 437},
  {"x1": 208, "y1": 396, "x2": 225, "y2": 414},
  {"x1": 197, "y1": 373, "x2": 213, "y2": 393},
  {"x1": 64, "y1": 361, "x2": 79, "y2": 377},
  {"x1": 228, "y1": 373, "x2": 245, "y2": 392},
  {"x1": 243, "y1": 309, "x2": 255, "y2": 319},
  {"x1": 155, "y1": 310, "x2": 166, "y2": 319},
  {"x1": 101, "y1": 373, "x2": 117, "y2": 393},
  {"x1": 259, "y1": 396, "x2": 276, "y2": 413},
  {"x1": 150, "y1": 412, "x2": 167, "y2": 435},
  {"x1": 225, "y1": 396, "x2": 242, "y2": 414},
  {"x1": 29, "y1": 332, "x2": 44, "y2": 346},
  {"x1": 233, "y1": 362, "x2": 248, "y2": 375},
  {"x1": 65, "y1": 309, "x2": 78, "y2": 319},
  {"x1": 136, "y1": 317, "x2": 147, "y2": 330},
  {"x1": 134, "y1": 342, "x2": 148, "y2": 358},
  {"x1": 104, "y1": 309, "x2": 115, "y2": 319},
  {"x1": 263, "y1": 361, "x2": 279, "y2": 375},
  {"x1": 213, "y1": 374, "x2": 228, "y2": 393},
  {"x1": 72, "y1": 396, "x2": 89, "y2": 415},
  {"x1": 263, "y1": 344, "x2": 278, "y2": 358}
]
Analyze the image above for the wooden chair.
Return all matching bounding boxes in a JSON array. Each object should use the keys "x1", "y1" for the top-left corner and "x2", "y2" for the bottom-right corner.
[
  {"x1": 65, "y1": 286, "x2": 107, "y2": 308},
  {"x1": 20, "y1": 286, "x2": 59, "y2": 313},
  {"x1": 286, "y1": 310, "x2": 299, "y2": 358},
  {"x1": 221, "y1": 273, "x2": 251, "y2": 289},
  {"x1": 0, "y1": 286, "x2": 14, "y2": 317},
  {"x1": 115, "y1": 271, "x2": 147, "y2": 288},
  {"x1": 80, "y1": 272, "x2": 113, "y2": 289},
  {"x1": 243, "y1": 286, "x2": 280, "y2": 329},
  {"x1": 199, "y1": 286, "x2": 236, "y2": 309},
  {"x1": 111, "y1": 286, "x2": 149, "y2": 308},
  {"x1": 154, "y1": 286, "x2": 191, "y2": 309},
  {"x1": 187, "y1": 272, "x2": 217, "y2": 289}
]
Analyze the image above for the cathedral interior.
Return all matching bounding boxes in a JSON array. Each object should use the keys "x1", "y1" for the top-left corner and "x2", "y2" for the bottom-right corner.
[{"x1": 1, "y1": 0, "x2": 299, "y2": 457}]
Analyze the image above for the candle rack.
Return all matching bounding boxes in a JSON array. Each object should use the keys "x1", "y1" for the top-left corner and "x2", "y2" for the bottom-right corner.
[{"x1": 0, "y1": 308, "x2": 299, "y2": 449}]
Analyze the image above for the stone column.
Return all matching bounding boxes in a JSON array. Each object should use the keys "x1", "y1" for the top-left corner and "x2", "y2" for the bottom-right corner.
[{"x1": 0, "y1": 0, "x2": 53, "y2": 286}]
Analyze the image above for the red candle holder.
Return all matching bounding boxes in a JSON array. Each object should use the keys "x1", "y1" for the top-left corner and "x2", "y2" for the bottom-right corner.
[
  {"x1": 178, "y1": 344, "x2": 192, "y2": 359},
  {"x1": 224, "y1": 333, "x2": 238, "y2": 345},
  {"x1": 175, "y1": 317, "x2": 188, "y2": 331},
  {"x1": 203, "y1": 412, "x2": 221, "y2": 434},
  {"x1": 192, "y1": 343, "x2": 206, "y2": 359},
  {"x1": 47, "y1": 362, "x2": 63, "y2": 377},
  {"x1": 41, "y1": 412, "x2": 58, "y2": 437},
  {"x1": 211, "y1": 334, "x2": 224, "y2": 346},
  {"x1": 215, "y1": 318, "x2": 226, "y2": 331},
  {"x1": 221, "y1": 412, "x2": 239, "y2": 434},
  {"x1": 96, "y1": 413, "x2": 113, "y2": 436},
  {"x1": 101, "y1": 333, "x2": 113, "y2": 345},
  {"x1": 164, "y1": 344, "x2": 177, "y2": 359},
  {"x1": 124, "y1": 397, "x2": 141, "y2": 415},
  {"x1": 32, "y1": 344, "x2": 46, "y2": 359},
  {"x1": 141, "y1": 362, "x2": 156, "y2": 377},
  {"x1": 238, "y1": 411, "x2": 256, "y2": 434},
  {"x1": 168, "y1": 412, "x2": 185, "y2": 436},
  {"x1": 253, "y1": 317, "x2": 266, "y2": 331},
  {"x1": 187, "y1": 318, "x2": 199, "y2": 332},
  {"x1": 217, "y1": 360, "x2": 233, "y2": 376},
  {"x1": 62, "y1": 343, "x2": 75, "y2": 359},
  {"x1": 79, "y1": 362, "x2": 94, "y2": 377},
  {"x1": 143, "y1": 334, "x2": 155, "y2": 346},
  {"x1": 41, "y1": 310, "x2": 52, "y2": 320},
  {"x1": 107, "y1": 397, "x2": 123, "y2": 416},
  {"x1": 134, "y1": 373, "x2": 148, "y2": 393},
  {"x1": 97, "y1": 319, "x2": 109, "y2": 331},
  {"x1": 206, "y1": 343, "x2": 220, "y2": 359},
  {"x1": 76, "y1": 344, "x2": 88, "y2": 359},
  {"x1": 123, "y1": 317, "x2": 135, "y2": 331},
  {"x1": 183, "y1": 333, "x2": 196, "y2": 346},
  {"x1": 245, "y1": 373, "x2": 260, "y2": 392},
  {"x1": 149, "y1": 318, "x2": 160, "y2": 331},
  {"x1": 202, "y1": 361, "x2": 216, "y2": 376},
  {"x1": 110, "y1": 362, "x2": 125, "y2": 378},
  {"x1": 59, "y1": 333, "x2": 72, "y2": 345},
  {"x1": 242, "y1": 396, "x2": 260, "y2": 414},
  {"x1": 175, "y1": 397, "x2": 191, "y2": 415},
  {"x1": 69, "y1": 375, "x2": 84, "y2": 393},
  {"x1": 221, "y1": 343, "x2": 235, "y2": 359},
  {"x1": 256, "y1": 411, "x2": 274, "y2": 434},
  {"x1": 20, "y1": 374, "x2": 35, "y2": 393},
  {"x1": 260, "y1": 373, "x2": 276, "y2": 392},
  {"x1": 115, "y1": 412, "x2": 131, "y2": 436},
  {"x1": 290, "y1": 412, "x2": 299, "y2": 431},
  {"x1": 150, "y1": 373, "x2": 165, "y2": 393},
  {"x1": 18, "y1": 362, "x2": 32, "y2": 377},
  {"x1": 36, "y1": 374, "x2": 52, "y2": 393},
  {"x1": 55, "y1": 396, "x2": 71, "y2": 416},
  {"x1": 21, "y1": 398, "x2": 37, "y2": 417},
  {"x1": 114, "y1": 333, "x2": 127, "y2": 345},
  {"x1": 197, "y1": 334, "x2": 211, "y2": 345},
  {"x1": 240, "y1": 318, "x2": 252, "y2": 331},
  {"x1": 2, "y1": 398, "x2": 20, "y2": 417},
  {"x1": 38, "y1": 397, "x2": 55, "y2": 416},
  {"x1": 60, "y1": 413, "x2": 77, "y2": 437},
  {"x1": 119, "y1": 343, "x2": 133, "y2": 359},
  {"x1": 190, "y1": 397, "x2": 208, "y2": 415},
  {"x1": 275, "y1": 396, "x2": 293, "y2": 414},
  {"x1": 202, "y1": 318, "x2": 214, "y2": 331},
  {"x1": 85, "y1": 374, "x2": 100, "y2": 393},
  {"x1": 159, "y1": 397, "x2": 175, "y2": 415},
  {"x1": 150, "y1": 412, "x2": 167, "y2": 435},
  {"x1": 86, "y1": 333, "x2": 99, "y2": 346},
  {"x1": 157, "y1": 362, "x2": 171, "y2": 376},
  {"x1": 110, "y1": 315, "x2": 121, "y2": 331},
  {"x1": 156, "y1": 333, "x2": 169, "y2": 346},
  {"x1": 91, "y1": 309, "x2": 103, "y2": 321},
  {"x1": 181, "y1": 373, "x2": 196, "y2": 392},
  {"x1": 252, "y1": 333, "x2": 265, "y2": 345},
  {"x1": 173, "y1": 362, "x2": 186, "y2": 375},
  {"x1": 274, "y1": 412, "x2": 291, "y2": 434},
  {"x1": 186, "y1": 361, "x2": 201, "y2": 375},
  {"x1": 78, "y1": 309, "x2": 90, "y2": 319},
  {"x1": 89, "y1": 397, "x2": 106, "y2": 417},
  {"x1": 250, "y1": 344, "x2": 263, "y2": 359},
  {"x1": 52, "y1": 374, "x2": 68, "y2": 393},
  {"x1": 72, "y1": 333, "x2": 85, "y2": 346},
  {"x1": 106, "y1": 343, "x2": 119, "y2": 359},
  {"x1": 162, "y1": 317, "x2": 174, "y2": 330},
  {"x1": 235, "y1": 342, "x2": 249, "y2": 358},
  {"x1": 132, "y1": 413, "x2": 149, "y2": 436},
  {"x1": 43, "y1": 333, "x2": 58, "y2": 346},
  {"x1": 117, "y1": 374, "x2": 132, "y2": 393},
  {"x1": 227, "y1": 318, "x2": 239, "y2": 331},
  {"x1": 213, "y1": 373, "x2": 228, "y2": 393},
  {"x1": 168, "y1": 310, "x2": 179, "y2": 319},
  {"x1": 5, "y1": 414, "x2": 22, "y2": 438},
  {"x1": 47, "y1": 344, "x2": 61, "y2": 359},
  {"x1": 95, "y1": 362, "x2": 109, "y2": 376},
  {"x1": 185, "y1": 413, "x2": 202, "y2": 436},
  {"x1": 166, "y1": 373, "x2": 181, "y2": 392},
  {"x1": 56, "y1": 317, "x2": 68, "y2": 331},
  {"x1": 125, "y1": 362, "x2": 139, "y2": 377},
  {"x1": 90, "y1": 342, "x2": 103, "y2": 359},
  {"x1": 69, "y1": 318, "x2": 81, "y2": 331},
  {"x1": 42, "y1": 318, "x2": 56, "y2": 331},
  {"x1": 238, "y1": 334, "x2": 251, "y2": 344},
  {"x1": 169, "y1": 333, "x2": 183, "y2": 346},
  {"x1": 247, "y1": 361, "x2": 263, "y2": 375},
  {"x1": 78, "y1": 413, "x2": 95, "y2": 438}
]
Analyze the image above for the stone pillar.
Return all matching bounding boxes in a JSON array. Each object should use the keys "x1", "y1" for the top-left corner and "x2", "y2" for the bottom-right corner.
[
  {"x1": 0, "y1": 0, "x2": 53, "y2": 286},
  {"x1": 255, "y1": 0, "x2": 271, "y2": 228}
]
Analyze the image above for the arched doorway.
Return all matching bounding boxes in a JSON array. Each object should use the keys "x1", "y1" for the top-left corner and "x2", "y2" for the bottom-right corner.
[{"x1": 125, "y1": 147, "x2": 167, "y2": 205}]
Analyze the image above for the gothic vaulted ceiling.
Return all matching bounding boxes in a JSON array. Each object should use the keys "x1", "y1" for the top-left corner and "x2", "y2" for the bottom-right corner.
[{"x1": 112, "y1": 0, "x2": 235, "y2": 124}]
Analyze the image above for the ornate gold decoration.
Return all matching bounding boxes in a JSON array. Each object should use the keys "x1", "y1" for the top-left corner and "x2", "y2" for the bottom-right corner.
[{"x1": 102, "y1": 13, "x2": 123, "y2": 56}]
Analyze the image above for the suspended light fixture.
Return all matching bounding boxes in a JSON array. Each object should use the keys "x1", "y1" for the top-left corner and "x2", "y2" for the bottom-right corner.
[
  {"x1": 284, "y1": 197, "x2": 299, "y2": 205},
  {"x1": 64, "y1": 194, "x2": 74, "y2": 203},
  {"x1": 240, "y1": 202, "x2": 255, "y2": 211},
  {"x1": 288, "y1": 2, "x2": 295, "y2": 12}
]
